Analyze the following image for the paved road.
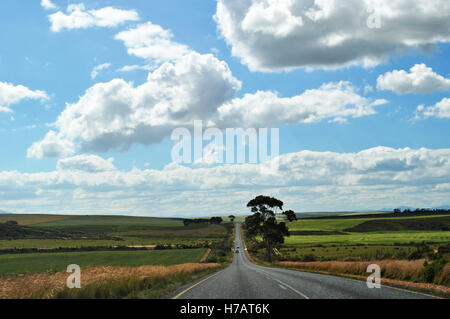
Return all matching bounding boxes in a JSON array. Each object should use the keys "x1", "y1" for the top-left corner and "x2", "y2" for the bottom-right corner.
[{"x1": 172, "y1": 224, "x2": 435, "y2": 299}]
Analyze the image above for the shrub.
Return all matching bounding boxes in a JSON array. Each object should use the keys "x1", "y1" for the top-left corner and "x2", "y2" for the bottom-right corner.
[{"x1": 420, "y1": 258, "x2": 448, "y2": 284}]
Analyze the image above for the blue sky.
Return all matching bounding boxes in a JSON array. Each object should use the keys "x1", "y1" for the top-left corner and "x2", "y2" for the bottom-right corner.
[{"x1": 0, "y1": 0, "x2": 449, "y2": 216}]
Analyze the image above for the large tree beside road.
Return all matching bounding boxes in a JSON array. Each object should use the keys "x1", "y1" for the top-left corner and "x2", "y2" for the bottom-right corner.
[{"x1": 243, "y1": 195, "x2": 296, "y2": 262}]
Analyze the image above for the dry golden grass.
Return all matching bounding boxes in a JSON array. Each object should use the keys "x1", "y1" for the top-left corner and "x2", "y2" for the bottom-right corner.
[
  {"x1": 436, "y1": 263, "x2": 450, "y2": 286},
  {"x1": 277, "y1": 260, "x2": 450, "y2": 295},
  {"x1": 0, "y1": 263, "x2": 220, "y2": 299},
  {"x1": 278, "y1": 259, "x2": 424, "y2": 281}
]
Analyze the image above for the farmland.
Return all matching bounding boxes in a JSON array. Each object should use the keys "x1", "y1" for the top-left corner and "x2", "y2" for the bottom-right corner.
[
  {"x1": 0, "y1": 214, "x2": 234, "y2": 273},
  {"x1": 247, "y1": 213, "x2": 450, "y2": 262},
  {"x1": 0, "y1": 249, "x2": 207, "y2": 276},
  {"x1": 0, "y1": 214, "x2": 234, "y2": 299},
  {"x1": 0, "y1": 214, "x2": 229, "y2": 250}
]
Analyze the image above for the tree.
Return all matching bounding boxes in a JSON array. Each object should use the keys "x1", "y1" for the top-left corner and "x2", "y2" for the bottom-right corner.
[
  {"x1": 243, "y1": 195, "x2": 292, "y2": 263},
  {"x1": 183, "y1": 219, "x2": 192, "y2": 226},
  {"x1": 229, "y1": 215, "x2": 236, "y2": 222},
  {"x1": 210, "y1": 217, "x2": 223, "y2": 224},
  {"x1": 282, "y1": 210, "x2": 297, "y2": 222}
]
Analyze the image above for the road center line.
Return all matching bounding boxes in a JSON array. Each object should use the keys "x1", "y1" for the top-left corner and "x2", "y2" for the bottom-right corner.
[
  {"x1": 274, "y1": 279, "x2": 310, "y2": 299},
  {"x1": 244, "y1": 262, "x2": 310, "y2": 299}
]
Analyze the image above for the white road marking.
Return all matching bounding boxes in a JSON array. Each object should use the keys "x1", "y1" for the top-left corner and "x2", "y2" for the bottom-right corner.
[
  {"x1": 274, "y1": 279, "x2": 310, "y2": 299},
  {"x1": 278, "y1": 284, "x2": 287, "y2": 290},
  {"x1": 243, "y1": 261, "x2": 310, "y2": 299}
]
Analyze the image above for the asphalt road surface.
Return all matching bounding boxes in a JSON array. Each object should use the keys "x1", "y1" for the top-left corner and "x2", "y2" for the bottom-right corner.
[{"x1": 172, "y1": 224, "x2": 435, "y2": 299}]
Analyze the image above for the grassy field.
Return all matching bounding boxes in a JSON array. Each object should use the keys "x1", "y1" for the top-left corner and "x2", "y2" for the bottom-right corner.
[
  {"x1": 281, "y1": 214, "x2": 450, "y2": 248},
  {"x1": 0, "y1": 263, "x2": 222, "y2": 299},
  {"x1": 277, "y1": 245, "x2": 416, "y2": 261},
  {"x1": 284, "y1": 230, "x2": 450, "y2": 247},
  {"x1": 0, "y1": 214, "x2": 229, "y2": 250},
  {"x1": 0, "y1": 248, "x2": 207, "y2": 276},
  {"x1": 287, "y1": 214, "x2": 450, "y2": 232},
  {"x1": 246, "y1": 213, "x2": 450, "y2": 264},
  {"x1": 0, "y1": 214, "x2": 70, "y2": 226},
  {"x1": 32, "y1": 215, "x2": 183, "y2": 228}
]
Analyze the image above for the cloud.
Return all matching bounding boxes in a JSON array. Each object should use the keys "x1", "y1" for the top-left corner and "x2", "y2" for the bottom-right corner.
[
  {"x1": 28, "y1": 52, "x2": 241, "y2": 156},
  {"x1": 116, "y1": 64, "x2": 155, "y2": 73},
  {"x1": 377, "y1": 64, "x2": 450, "y2": 94},
  {"x1": 0, "y1": 81, "x2": 48, "y2": 113},
  {"x1": 91, "y1": 62, "x2": 111, "y2": 79},
  {"x1": 214, "y1": 0, "x2": 450, "y2": 71},
  {"x1": 41, "y1": 0, "x2": 57, "y2": 11},
  {"x1": 49, "y1": 3, "x2": 140, "y2": 32},
  {"x1": 116, "y1": 65, "x2": 148, "y2": 73},
  {"x1": 416, "y1": 98, "x2": 450, "y2": 119},
  {"x1": 115, "y1": 22, "x2": 190, "y2": 63},
  {"x1": 27, "y1": 131, "x2": 75, "y2": 159},
  {"x1": 29, "y1": 52, "x2": 386, "y2": 157},
  {"x1": 0, "y1": 106, "x2": 12, "y2": 113},
  {"x1": 217, "y1": 82, "x2": 388, "y2": 127},
  {"x1": 2, "y1": 147, "x2": 450, "y2": 215},
  {"x1": 57, "y1": 155, "x2": 115, "y2": 172}
]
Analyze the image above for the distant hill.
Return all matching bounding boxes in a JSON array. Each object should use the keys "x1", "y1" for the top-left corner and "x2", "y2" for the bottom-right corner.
[
  {"x1": 0, "y1": 210, "x2": 12, "y2": 214},
  {"x1": 379, "y1": 205, "x2": 450, "y2": 211}
]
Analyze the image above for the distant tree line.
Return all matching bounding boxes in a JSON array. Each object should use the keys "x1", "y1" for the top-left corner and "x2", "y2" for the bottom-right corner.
[
  {"x1": 183, "y1": 217, "x2": 223, "y2": 226},
  {"x1": 393, "y1": 208, "x2": 450, "y2": 214}
]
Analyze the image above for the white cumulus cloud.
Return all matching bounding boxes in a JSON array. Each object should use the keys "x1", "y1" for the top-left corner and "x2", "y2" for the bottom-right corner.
[
  {"x1": 214, "y1": 0, "x2": 450, "y2": 71},
  {"x1": 0, "y1": 82, "x2": 48, "y2": 113},
  {"x1": 27, "y1": 131, "x2": 75, "y2": 159},
  {"x1": 41, "y1": 0, "x2": 58, "y2": 11},
  {"x1": 49, "y1": 3, "x2": 140, "y2": 32},
  {"x1": 377, "y1": 64, "x2": 450, "y2": 94},
  {"x1": 115, "y1": 22, "x2": 190, "y2": 63},
  {"x1": 217, "y1": 82, "x2": 388, "y2": 127},
  {"x1": 416, "y1": 98, "x2": 450, "y2": 119},
  {"x1": 28, "y1": 52, "x2": 241, "y2": 157}
]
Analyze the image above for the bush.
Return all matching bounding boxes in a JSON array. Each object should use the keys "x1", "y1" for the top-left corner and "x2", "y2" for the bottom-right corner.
[
  {"x1": 420, "y1": 258, "x2": 448, "y2": 283},
  {"x1": 407, "y1": 250, "x2": 423, "y2": 260}
]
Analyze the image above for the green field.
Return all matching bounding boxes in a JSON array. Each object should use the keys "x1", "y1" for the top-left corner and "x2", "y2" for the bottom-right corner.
[
  {"x1": 284, "y1": 231, "x2": 450, "y2": 247},
  {"x1": 286, "y1": 214, "x2": 450, "y2": 232},
  {"x1": 0, "y1": 214, "x2": 229, "y2": 250},
  {"x1": 246, "y1": 213, "x2": 450, "y2": 262},
  {"x1": 277, "y1": 245, "x2": 416, "y2": 261},
  {"x1": 0, "y1": 248, "x2": 207, "y2": 276},
  {"x1": 0, "y1": 214, "x2": 70, "y2": 226},
  {"x1": 32, "y1": 215, "x2": 183, "y2": 228},
  {"x1": 283, "y1": 214, "x2": 450, "y2": 248}
]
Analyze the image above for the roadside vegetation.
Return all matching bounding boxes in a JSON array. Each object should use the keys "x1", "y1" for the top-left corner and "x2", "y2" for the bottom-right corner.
[
  {"x1": 0, "y1": 263, "x2": 221, "y2": 299},
  {"x1": 0, "y1": 249, "x2": 208, "y2": 277}
]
